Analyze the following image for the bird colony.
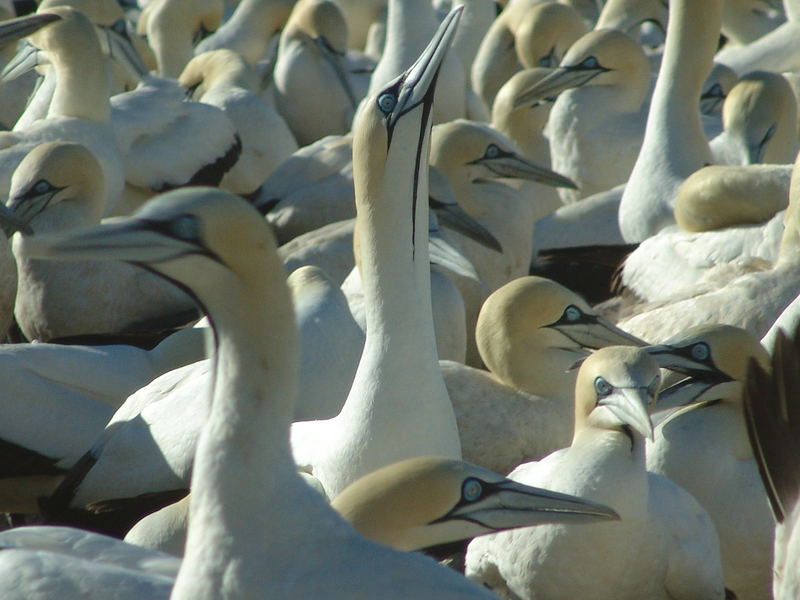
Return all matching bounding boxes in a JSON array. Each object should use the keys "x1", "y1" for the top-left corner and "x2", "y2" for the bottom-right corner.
[{"x1": 0, "y1": 0, "x2": 798, "y2": 598}]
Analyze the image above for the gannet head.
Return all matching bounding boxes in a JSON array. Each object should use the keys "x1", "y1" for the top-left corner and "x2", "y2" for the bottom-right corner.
[
  {"x1": 331, "y1": 456, "x2": 619, "y2": 552},
  {"x1": 513, "y1": 28, "x2": 649, "y2": 107},
  {"x1": 21, "y1": 187, "x2": 281, "y2": 307},
  {"x1": 180, "y1": 49, "x2": 259, "y2": 99},
  {"x1": 7, "y1": 142, "x2": 105, "y2": 234},
  {"x1": 492, "y1": 67, "x2": 556, "y2": 137},
  {"x1": 700, "y1": 62, "x2": 737, "y2": 115},
  {"x1": 574, "y1": 346, "x2": 659, "y2": 441},
  {"x1": 721, "y1": 70, "x2": 797, "y2": 165},
  {"x1": 477, "y1": 276, "x2": 645, "y2": 397},
  {"x1": 352, "y1": 6, "x2": 462, "y2": 216},
  {"x1": 595, "y1": 0, "x2": 669, "y2": 37},
  {"x1": 430, "y1": 119, "x2": 576, "y2": 189},
  {"x1": 645, "y1": 325, "x2": 770, "y2": 423},
  {"x1": 514, "y1": 2, "x2": 587, "y2": 69},
  {"x1": 286, "y1": 0, "x2": 355, "y2": 108}
]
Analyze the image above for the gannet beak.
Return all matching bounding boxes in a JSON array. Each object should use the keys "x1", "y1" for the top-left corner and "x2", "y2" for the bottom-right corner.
[
  {"x1": 644, "y1": 344, "x2": 734, "y2": 383},
  {"x1": 6, "y1": 184, "x2": 64, "y2": 230},
  {"x1": 428, "y1": 217, "x2": 481, "y2": 280},
  {"x1": 386, "y1": 6, "x2": 462, "y2": 128},
  {"x1": 2, "y1": 40, "x2": 46, "y2": 82},
  {"x1": 315, "y1": 35, "x2": 358, "y2": 110},
  {"x1": 0, "y1": 13, "x2": 60, "y2": 47},
  {"x1": 599, "y1": 387, "x2": 655, "y2": 441},
  {"x1": 745, "y1": 124, "x2": 776, "y2": 165},
  {"x1": 430, "y1": 195, "x2": 502, "y2": 254},
  {"x1": 652, "y1": 376, "x2": 740, "y2": 429},
  {"x1": 21, "y1": 214, "x2": 205, "y2": 265},
  {"x1": 513, "y1": 63, "x2": 609, "y2": 108},
  {"x1": 471, "y1": 151, "x2": 577, "y2": 189},
  {"x1": 434, "y1": 478, "x2": 619, "y2": 531},
  {"x1": 99, "y1": 20, "x2": 150, "y2": 80},
  {"x1": 549, "y1": 313, "x2": 647, "y2": 349},
  {"x1": 0, "y1": 201, "x2": 34, "y2": 236}
]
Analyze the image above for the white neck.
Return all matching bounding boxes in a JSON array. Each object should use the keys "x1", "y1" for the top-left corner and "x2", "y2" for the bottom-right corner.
[
  {"x1": 46, "y1": 26, "x2": 111, "y2": 121},
  {"x1": 172, "y1": 264, "x2": 351, "y2": 599},
  {"x1": 618, "y1": 0, "x2": 721, "y2": 242},
  {"x1": 368, "y1": 0, "x2": 437, "y2": 95}
]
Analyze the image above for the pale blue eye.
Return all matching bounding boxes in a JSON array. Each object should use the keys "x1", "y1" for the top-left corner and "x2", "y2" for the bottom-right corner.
[
  {"x1": 170, "y1": 215, "x2": 200, "y2": 241},
  {"x1": 595, "y1": 377, "x2": 612, "y2": 396},
  {"x1": 462, "y1": 478, "x2": 483, "y2": 502},
  {"x1": 582, "y1": 56, "x2": 599, "y2": 68},
  {"x1": 33, "y1": 180, "x2": 50, "y2": 194},
  {"x1": 691, "y1": 342, "x2": 710, "y2": 361},
  {"x1": 377, "y1": 93, "x2": 397, "y2": 113},
  {"x1": 565, "y1": 305, "x2": 581, "y2": 322},
  {"x1": 485, "y1": 144, "x2": 500, "y2": 159}
]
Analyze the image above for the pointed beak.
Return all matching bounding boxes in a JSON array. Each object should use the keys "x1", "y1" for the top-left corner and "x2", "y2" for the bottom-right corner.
[
  {"x1": 652, "y1": 376, "x2": 739, "y2": 429},
  {"x1": 644, "y1": 345, "x2": 734, "y2": 383},
  {"x1": 21, "y1": 217, "x2": 199, "y2": 265},
  {"x1": 99, "y1": 21, "x2": 150, "y2": 80},
  {"x1": 444, "y1": 479, "x2": 619, "y2": 531},
  {"x1": 2, "y1": 40, "x2": 46, "y2": 82},
  {"x1": 430, "y1": 200, "x2": 502, "y2": 253},
  {"x1": 315, "y1": 35, "x2": 358, "y2": 110},
  {"x1": 745, "y1": 123, "x2": 776, "y2": 165},
  {"x1": 513, "y1": 65, "x2": 607, "y2": 108},
  {"x1": 0, "y1": 13, "x2": 60, "y2": 48},
  {"x1": 551, "y1": 314, "x2": 647, "y2": 350},
  {"x1": 0, "y1": 201, "x2": 33, "y2": 237},
  {"x1": 387, "y1": 6, "x2": 462, "y2": 127},
  {"x1": 599, "y1": 387, "x2": 655, "y2": 441},
  {"x1": 477, "y1": 152, "x2": 577, "y2": 189},
  {"x1": 7, "y1": 186, "x2": 63, "y2": 229}
]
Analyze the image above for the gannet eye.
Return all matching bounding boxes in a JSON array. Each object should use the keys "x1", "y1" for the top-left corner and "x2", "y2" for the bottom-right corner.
[
  {"x1": 594, "y1": 377, "x2": 613, "y2": 397},
  {"x1": 377, "y1": 93, "x2": 397, "y2": 114},
  {"x1": 564, "y1": 305, "x2": 582, "y2": 322},
  {"x1": 462, "y1": 478, "x2": 483, "y2": 502},
  {"x1": 170, "y1": 215, "x2": 200, "y2": 241},
  {"x1": 485, "y1": 144, "x2": 501, "y2": 159},
  {"x1": 581, "y1": 56, "x2": 599, "y2": 69},
  {"x1": 32, "y1": 180, "x2": 51, "y2": 195},
  {"x1": 112, "y1": 19, "x2": 126, "y2": 35},
  {"x1": 690, "y1": 342, "x2": 710, "y2": 362}
]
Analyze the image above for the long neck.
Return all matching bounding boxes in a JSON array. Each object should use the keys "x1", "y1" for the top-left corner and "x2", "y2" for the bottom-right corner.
[
  {"x1": 368, "y1": 0, "x2": 437, "y2": 95},
  {"x1": 47, "y1": 27, "x2": 111, "y2": 121},
  {"x1": 644, "y1": 0, "x2": 720, "y2": 162},
  {"x1": 172, "y1": 267, "x2": 327, "y2": 599},
  {"x1": 214, "y1": 0, "x2": 290, "y2": 64}
]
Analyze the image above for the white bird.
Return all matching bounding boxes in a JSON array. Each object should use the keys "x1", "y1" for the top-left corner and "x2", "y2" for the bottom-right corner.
[
  {"x1": 179, "y1": 48, "x2": 298, "y2": 197},
  {"x1": 471, "y1": 0, "x2": 587, "y2": 113},
  {"x1": 139, "y1": 0, "x2": 222, "y2": 78},
  {"x1": 645, "y1": 325, "x2": 775, "y2": 600},
  {"x1": 716, "y1": 0, "x2": 800, "y2": 76},
  {"x1": 290, "y1": 12, "x2": 467, "y2": 499},
  {"x1": 464, "y1": 345, "x2": 726, "y2": 600},
  {"x1": 273, "y1": 0, "x2": 358, "y2": 146},
  {"x1": 616, "y1": 150, "x2": 800, "y2": 342},
  {"x1": 513, "y1": 28, "x2": 651, "y2": 204},
  {"x1": 126, "y1": 454, "x2": 619, "y2": 557},
  {"x1": 619, "y1": 0, "x2": 721, "y2": 242},
  {"x1": 710, "y1": 70, "x2": 799, "y2": 166},
  {"x1": 444, "y1": 275, "x2": 645, "y2": 474},
  {"x1": 9, "y1": 142, "x2": 195, "y2": 342},
  {"x1": 193, "y1": 0, "x2": 295, "y2": 65},
  {"x1": 0, "y1": 326, "x2": 205, "y2": 514},
  {"x1": 617, "y1": 163, "x2": 791, "y2": 304}
]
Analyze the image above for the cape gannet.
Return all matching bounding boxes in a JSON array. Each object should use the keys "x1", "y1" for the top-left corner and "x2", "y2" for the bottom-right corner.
[{"x1": 464, "y1": 346, "x2": 726, "y2": 600}]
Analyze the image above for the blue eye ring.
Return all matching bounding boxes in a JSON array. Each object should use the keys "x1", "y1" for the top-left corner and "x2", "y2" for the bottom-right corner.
[
  {"x1": 582, "y1": 56, "x2": 599, "y2": 68},
  {"x1": 690, "y1": 342, "x2": 710, "y2": 361},
  {"x1": 462, "y1": 478, "x2": 483, "y2": 502},
  {"x1": 564, "y1": 305, "x2": 582, "y2": 322},
  {"x1": 377, "y1": 93, "x2": 397, "y2": 114},
  {"x1": 595, "y1": 377, "x2": 613, "y2": 397},
  {"x1": 170, "y1": 214, "x2": 200, "y2": 241}
]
